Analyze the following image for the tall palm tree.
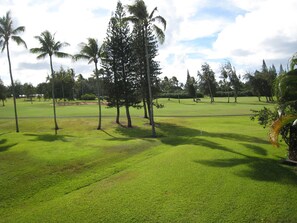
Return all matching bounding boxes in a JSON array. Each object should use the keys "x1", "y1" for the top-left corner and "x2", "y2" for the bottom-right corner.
[
  {"x1": 0, "y1": 11, "x2": 27, "y2": 132},
  {"x1": 30, "y1": 30, "x2": 70, "y2": 135},
  {"x1": 126, "y1": 0, "x2": 166, "y2": 137},
  {"x1": 73, "y1": 38, "x2": 103, "y2": 130}
]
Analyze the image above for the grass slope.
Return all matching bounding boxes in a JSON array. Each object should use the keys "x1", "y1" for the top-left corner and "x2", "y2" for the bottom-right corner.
[{"x1": 0, "y1": 98, "x2": 296, "y2": 222}]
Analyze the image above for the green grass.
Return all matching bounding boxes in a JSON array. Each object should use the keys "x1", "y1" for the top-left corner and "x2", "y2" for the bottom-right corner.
[{"x1": 1, "y1": 97, "x2": 296, "y2": 222}]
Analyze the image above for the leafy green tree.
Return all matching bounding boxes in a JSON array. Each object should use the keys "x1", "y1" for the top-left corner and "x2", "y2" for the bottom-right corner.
[
  {"x1": 0, "y1": 11, "x2": 27, "y2": 132},
  {"x1": 221, "y1": 61, "x2": 241, "y2": 103},
  {"x1": 55, "y1": 67, "x2": 76, "y2": 102},
  {"x1": 23, "y1": 82, "x2": 35, "y2": 104},
  {"x1": 185, "y1": 70, "x2": 197, "y2": 101},
  {"x1": 103, "y1": 1, "x2": 140, "y2": 127},
  {"x1": 0, "y1": 78, "x2": 7, "y2": 106},
  {"x1": 198, "y1": 63, "x2": 216, "y2": 103},
  {"x1": 252, "y1": 53, "x2": 297, "y2": 161},
  {"x1": 36, "y1": 82, "x2": 51, "y2": 100},
  {"x1": 30, "y1": 30, "x2": 70, "y2": 134},
  {"x1": 126, "y1": 0, "x2": 166, "y2": 137},
  {"x1": 73, "y1": 38, "x2": 103, "y2": 130}
]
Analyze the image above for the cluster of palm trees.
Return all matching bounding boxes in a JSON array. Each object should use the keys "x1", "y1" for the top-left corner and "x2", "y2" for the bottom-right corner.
[{"x1": 0, "y1": 0, "x2": 166, "y2": 137}]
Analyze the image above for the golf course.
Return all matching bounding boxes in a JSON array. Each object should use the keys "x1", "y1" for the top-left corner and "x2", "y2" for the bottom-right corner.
[{"x1": 1, "y1": 97, "x2": 297, "y2": 222}]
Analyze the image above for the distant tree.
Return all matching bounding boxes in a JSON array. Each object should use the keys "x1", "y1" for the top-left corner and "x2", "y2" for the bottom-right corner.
[
  {"x1": 73, "y1": 38, "x2": 103, "y2": 130},
  {"x1": 0, "y1": 11, "x2": 27, "y2": 132},
  {"x1": 23, "y1": 82, "x2": 35, "y2": 104},
  {"x1": 126, "y1": 0, "x2": 166, "y2": 137},
  {"x1": 279, "y1": 64, "x2": 285, "y2": 75},
  {"x1": 221, "y1": 61, "x2": 241, "y2": 102},
  {"x1": 30, "y1": 30, "x2": 70, "y2": 134},
  {"x1": 36, "y1": 82, "x2": 51, "y2": 100},
  {"x1": 185, "y1": 70, "x2": 197, "y2": 101},
  {"x1": 0, "y1": 78, "x2": 7, "y2": 106},
  {"x1": 244, "y1": 60, "x2": 277, "y2": 102},
  {"x1": 55, "y1": 67, "x2": 75, "y2": 102},
  {"x1": 198, "y1": 63, "x2": 216, "y2": 103}
]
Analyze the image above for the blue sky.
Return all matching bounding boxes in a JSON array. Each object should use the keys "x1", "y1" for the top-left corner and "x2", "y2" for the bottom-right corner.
[{"x1": 0, "y1": 0, "x2": 297, "y2": 86}]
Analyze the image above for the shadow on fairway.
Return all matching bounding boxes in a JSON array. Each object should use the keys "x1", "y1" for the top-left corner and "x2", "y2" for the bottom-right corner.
[
  {"x1": 195, "y1": 156, "x2": 297, "y2": 185},
  {"x1": 0, "y1": 138, "x2": 18, "y2": 152},
  {"x1": 116, "y1": 122, "x2": 297, "y2": 185},
  {"x1": 24, "y1": 133, "x2": 73, "y2": 142}
]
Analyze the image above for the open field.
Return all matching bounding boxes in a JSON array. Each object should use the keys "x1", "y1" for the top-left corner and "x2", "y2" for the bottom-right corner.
[{"x1": 1, "y1": 97, "x2": 297, "y2": 222}]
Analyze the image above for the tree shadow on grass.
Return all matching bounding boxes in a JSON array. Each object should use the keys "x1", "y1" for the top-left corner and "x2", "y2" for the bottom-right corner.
[
  {"x1": 24, "y1": 133, "x2": 74, "y2": 142},
  {"x1": 195, "y1": 156, "x2": 297, "y2": 185},
  {"x1": 115, "y1": 121, "x2": 297, "y2": 185},
  {"x1": 0, "y1": 138, "x2": 18, "y2": 152}
]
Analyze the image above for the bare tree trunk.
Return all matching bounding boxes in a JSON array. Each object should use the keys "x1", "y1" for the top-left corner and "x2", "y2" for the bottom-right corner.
[
  {"x1": 6, "y1": 43, "x2": 19, "y2": 132},
  {"x1": 116, "y1": 99, "x2": 120, "y2": 124},
  {"x1": 50, "y1": 56, "x2": 59, "y2": 135},
  {"x1": 143, "y1": 97, "x2": 148, "y2": 119},
  {"x1": 95, "y1": 62, "x2": 102, "y2": 130},
  {"x1": 125, "y1": 103, "x2": 132, "y2": 128}
]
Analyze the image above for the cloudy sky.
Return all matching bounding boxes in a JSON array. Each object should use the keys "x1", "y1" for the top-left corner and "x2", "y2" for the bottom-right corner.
[{"x1": 0, "y1": 0, "x2": 297, "y2": 86}]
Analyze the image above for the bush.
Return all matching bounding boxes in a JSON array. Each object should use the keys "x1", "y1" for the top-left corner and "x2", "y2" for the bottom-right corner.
[
  {"x1": 81, "y1": 93, "x2": 96, "y2": 100},
  {"x1": 158, "y1": 92, "x2": 204, "y2": 99}
]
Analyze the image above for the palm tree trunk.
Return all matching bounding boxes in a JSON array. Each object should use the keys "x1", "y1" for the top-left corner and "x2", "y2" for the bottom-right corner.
[
  {"x1": 6, "y1": 43, "x2": 19, "y2": 133},
  {"x1": 144, "y1": 26, "x2": 156, "y2": 137},
  {"x1": 50, "y1": 56, "x2": 59, "y2": 135},
  {"x1": 95, "y1": 62, "x2": 102, "y2": 130}
]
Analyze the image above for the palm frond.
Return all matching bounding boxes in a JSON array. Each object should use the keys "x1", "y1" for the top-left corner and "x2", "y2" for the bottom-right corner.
[
  {"x1": 36, "y1": 52, "x2": 48, "y2": 60},
  {"x1": 73, "y1": 54, "x2": 90, "y2": 62},
  {"x1": 152, "y1": 24, "x2": 165, "y2": 44},
  {"x1": 270, "y1": 115, "x2": 297, "y2": 147},
  {"x1": 149, "y1": 7, "x2": 158, "y2": 20},
  {"x1": 54, "y1": 52, "x2": 71, "y2": 59},
  {"x1": 127, "y1": 0, "x2": 148, "y2": 21},
  {"x1": 11, "y1": 26, "x2": 25, "y2": 35},
  {"x1": 151, "y1": 15, "x2": 166, "y2": 30},
  {"x1": 11, "y1": 35, "x2": 27, "y2": 48},
  {"x1": 289, "y1": 52, "x2": 297, "y2": 71},
  {"x1": 123, "y1": 16, "x2": 140, "y2": 24}
]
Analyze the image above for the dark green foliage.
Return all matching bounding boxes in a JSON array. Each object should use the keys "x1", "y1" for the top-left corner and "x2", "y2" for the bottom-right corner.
[
  {"x1": 197, "y1": 63, "x2": 216, "y2": 103},
  {"x1": 221, "y1": 61, "x2": 241, "y2": 103},
  {"x1": 81, "y1": 93, "x2": 96, "y2": 100},
  {"x1": 185, "y1": 70, "x2": 198, "y2": 99},
  {"x1": 0, "y1": 78, "x2": 7, "y2": 106},
  {"x1": 244, "y1": 60, "x2": 277, "y2": 102},
  {"x1": 102, "y1": 1, "x2": 140, "y2": 127}
]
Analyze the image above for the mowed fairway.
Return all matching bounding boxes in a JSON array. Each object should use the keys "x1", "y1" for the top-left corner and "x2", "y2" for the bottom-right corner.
[{"x1": 1, "y1": 98, "x2": 297, "y2": 222}]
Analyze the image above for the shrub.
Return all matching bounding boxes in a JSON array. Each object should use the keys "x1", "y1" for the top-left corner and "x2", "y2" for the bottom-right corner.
[{"x1": 81, "y1": 93, "x2": 96, "y2": 100}]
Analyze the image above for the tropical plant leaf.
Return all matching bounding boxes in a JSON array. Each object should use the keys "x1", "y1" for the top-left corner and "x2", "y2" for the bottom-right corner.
[{"x1": 270, "y1": 115, "x2": 297, "y2": 147}]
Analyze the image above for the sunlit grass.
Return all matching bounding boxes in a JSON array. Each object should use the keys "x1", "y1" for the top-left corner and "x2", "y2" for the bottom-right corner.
[{"x1": 0, "y1": 98, "x2": 296, "y2": 222}]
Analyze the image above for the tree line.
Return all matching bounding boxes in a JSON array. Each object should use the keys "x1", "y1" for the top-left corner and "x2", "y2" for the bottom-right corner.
[
  {"x1": 0, "y1": 0, "x2": 166, "y2": 136},
  {"x1": 0, "y1": 0, "x2": 289, "y2": 136}
]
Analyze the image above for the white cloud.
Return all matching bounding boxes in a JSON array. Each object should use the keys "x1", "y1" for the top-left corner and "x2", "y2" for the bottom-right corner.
[{"x1": 0, "y1": 0, "x2": 296, "y2": 86}]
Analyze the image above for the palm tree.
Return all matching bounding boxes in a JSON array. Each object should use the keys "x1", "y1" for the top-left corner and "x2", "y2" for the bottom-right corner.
[
  {"x1": 73, "y1": 38, "x2": 103, "y2": 130},
  {"x1": 270, "y1": 67, "x2": 297, "y2": 161},
  {"x1": 30, "y1": 30, "x2": 70, "y2": 135},
  {"x1": 0, "y1": 11, "x2": 27, "y2": 132},
  {"x1": 126, "y1": 0, "x2": 166, "y2": 137}
]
